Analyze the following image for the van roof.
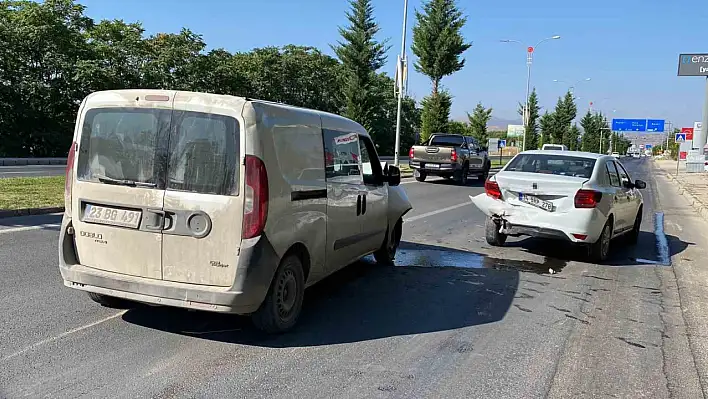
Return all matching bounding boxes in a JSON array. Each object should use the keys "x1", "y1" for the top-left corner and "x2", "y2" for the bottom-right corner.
[{"x1": 83, "y1": 89, "x2": 368, "y2": 137}]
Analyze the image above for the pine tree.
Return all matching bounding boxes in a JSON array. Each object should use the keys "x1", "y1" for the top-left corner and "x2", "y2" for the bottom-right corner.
[
  {"x1": 412, "y1": 0, "x2": 471, "y2": 139},
  {"x1": 539, "y1": 112, "x2": 555, "y2": 146},
  {"x1": 332, "y1": 0, "x2": 389, "y2": 134},
  {"x1": 467, "y1": 102, "x2": 493, "y2": 145},
  {"x1": 518, "y1": 88, "x2": 540, "y2": 150}
]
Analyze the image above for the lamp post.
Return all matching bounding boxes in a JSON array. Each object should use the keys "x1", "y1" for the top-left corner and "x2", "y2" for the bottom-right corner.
[
  {"x1": 553, "y1": 77, "x2": 592, "y2": 95},
  {"x1": 500, "y1": 35, "x2": 561, "y2": 151},
  {"x1": 393, "y1": 0, "x2": 409, "y2": 167}
]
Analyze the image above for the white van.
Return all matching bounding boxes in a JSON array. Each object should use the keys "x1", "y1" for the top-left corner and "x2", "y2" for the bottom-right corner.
[
  {"x1": 541, "y1": 144, "x2": 568, "y2": 151},
  {"x1": 59, "y1": 90, "x2": 412, "y2": 333}
]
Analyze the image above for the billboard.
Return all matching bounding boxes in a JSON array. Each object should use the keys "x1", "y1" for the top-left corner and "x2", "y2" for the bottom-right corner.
[
  {"x1": 507, "y1": 124, "x2": 524, "y2": 138},
  {"x1": 677, "y1": 54, "x2": 708, "y2": 77},
  {"x1": 693, "y1": 122, "x2": 703, "y2": 150},
  {"x1": 682, "y1": 127, "x2": 694, "y2": 140}
]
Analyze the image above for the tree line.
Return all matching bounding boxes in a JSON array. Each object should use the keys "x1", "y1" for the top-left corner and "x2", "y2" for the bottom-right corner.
[{"x1": 0, "y1": 0, "x2": 476, "y2": 158}]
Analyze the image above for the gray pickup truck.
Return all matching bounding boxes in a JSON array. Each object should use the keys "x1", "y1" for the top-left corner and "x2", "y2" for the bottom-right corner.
[{"x1": 408, "y1": 133, "x2": 491, "y2": 184}]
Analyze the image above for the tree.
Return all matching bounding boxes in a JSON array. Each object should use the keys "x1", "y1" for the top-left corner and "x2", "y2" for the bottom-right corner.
[
  {"x1": 518, "y1": 88, "x2": 540, "y2": 150},
  {"x1": 412, "y1": 0, "x2": 471, "y2": 139},
  {"x1": 539, "y1": 112, "x2": 555, "y2": 146},
  {"x1": 419, "y1": 90, "x2": 452, "y2": 143},
  {"x1": 467, "y1": 102, "x2": 493, "y2": 145},
  {"x1": 550, "y1": 91, "x2": 577, "y2": 148},
  {"x1": 332, "y1": 0, "x2": 388, "y2": 133},
  {"x1": 567, "y1": 124, "x2": 581, "y2": 150},
  {"x1": 368, "y1": 72, "x2": 421, "y2": 155},
  {"x1": 580, "y1": 111, "x2": 610, "y2": 154},
  {"x1": 447, "y1": 120, "x2": 469, "y2": 135}
]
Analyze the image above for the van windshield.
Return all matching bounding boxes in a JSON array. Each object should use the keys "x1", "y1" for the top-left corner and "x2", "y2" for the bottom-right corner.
[{"x1": 76, "y1": 108, "x2": 240, "y2": 195}]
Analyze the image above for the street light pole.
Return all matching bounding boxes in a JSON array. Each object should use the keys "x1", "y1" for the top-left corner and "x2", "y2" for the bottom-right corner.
[
  {"x1": 501, "y1": 35, "x2": 560, "y2": 152},
  {"x1": 393, "y1": 0, "x2": 409, "y2": 167}
]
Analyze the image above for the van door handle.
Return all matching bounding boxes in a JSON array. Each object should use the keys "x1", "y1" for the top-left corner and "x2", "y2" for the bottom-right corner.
[
  {"x1": 361, "y1": 194, "x2": 367, "y2": 215},
  {"x1": 356, "y1": 195, "x2": 362, "y2": 216},
  {"x1": 144, "y1": 210, "x2": 166, "y2": 231}
]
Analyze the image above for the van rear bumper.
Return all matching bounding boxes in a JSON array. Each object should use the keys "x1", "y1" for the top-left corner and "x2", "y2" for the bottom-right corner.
[{"x1": 58, "y1": 218, "x2": 280, "y2": 315}]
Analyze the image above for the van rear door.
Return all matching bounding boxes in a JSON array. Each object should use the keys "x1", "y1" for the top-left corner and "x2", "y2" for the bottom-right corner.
[
  {"x1": 160, "y1": 93, "x2": 245, "y2": 287},
  {"x1": 72, "y1": 91, "x2": 174, "y2": 279}
]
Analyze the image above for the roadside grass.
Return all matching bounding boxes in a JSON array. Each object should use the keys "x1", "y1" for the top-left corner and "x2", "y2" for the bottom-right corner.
[
  {"x1": 491, "y1": 159, "x2": 509, "y2": 167},
  {"x1": 0, "y1": 176, "x2": 65, "y2": 210}
]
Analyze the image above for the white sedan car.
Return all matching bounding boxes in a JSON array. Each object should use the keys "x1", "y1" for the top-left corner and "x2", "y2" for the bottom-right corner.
[{"x1": 470, "y1": 150, "x2": 646, "y2": 262}]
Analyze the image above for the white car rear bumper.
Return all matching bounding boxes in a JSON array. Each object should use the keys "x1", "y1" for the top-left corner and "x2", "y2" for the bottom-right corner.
[{"x1": 470, "y1": 193, "x2": 607, "y2": 243}]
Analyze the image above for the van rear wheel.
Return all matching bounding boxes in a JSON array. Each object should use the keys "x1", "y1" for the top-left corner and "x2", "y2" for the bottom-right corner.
[
  {"x1": 87, "y1": 292, "x2": 134, "y2": 309},
  {"x1": 252, "y1": 254, "x2": 305, "y2": 334}
]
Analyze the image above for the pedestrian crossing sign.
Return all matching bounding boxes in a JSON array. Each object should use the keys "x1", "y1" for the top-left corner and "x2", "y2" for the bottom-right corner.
[{"x1": 675, "y1": 133, "x2": 686, "y2": 142}]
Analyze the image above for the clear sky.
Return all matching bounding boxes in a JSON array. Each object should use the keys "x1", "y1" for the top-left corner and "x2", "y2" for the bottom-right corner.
[{"x1": 80, "y1": 0, "x2": 707, "y2": 129}]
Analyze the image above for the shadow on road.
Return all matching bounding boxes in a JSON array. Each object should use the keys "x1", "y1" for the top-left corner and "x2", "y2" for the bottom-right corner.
[
  {"x1": 506, "y1": 231, "x2": 690, "y2": 266},
  {"x1": 121, "y1": 241, "x2": 561, "y2": 347}
]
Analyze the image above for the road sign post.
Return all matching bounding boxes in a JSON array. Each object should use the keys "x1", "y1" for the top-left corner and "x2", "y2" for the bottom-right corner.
[
  {"x1": 498, "y1": 139, "x2": 506, "y2": 166},
  {"x1": 675, "y1": 133, "x2": 687, "y2": 175}
]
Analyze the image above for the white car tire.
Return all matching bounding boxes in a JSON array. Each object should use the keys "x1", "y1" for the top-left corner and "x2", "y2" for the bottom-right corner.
[
  {"x1": 589, "y1": 218, "x2": 613, "y2": 262},
  {"x1": 485, "y1": 217, "x2": 507, "y2": 246}
]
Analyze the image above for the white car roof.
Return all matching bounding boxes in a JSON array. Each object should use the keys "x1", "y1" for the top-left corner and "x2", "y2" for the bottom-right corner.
[{"x1": 517, "y1": 150, "x2": 607, "y2": 160}]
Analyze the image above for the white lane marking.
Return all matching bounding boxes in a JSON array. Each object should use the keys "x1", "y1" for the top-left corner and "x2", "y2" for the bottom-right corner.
[
  {"x1": 0, "y1": 223, "x2": 61, "y2": 235},
  {"x1": 1, "y1": 310, "x2": 128, "y2": 363},
  {"x1": 405, "y1": 202, "x2": 472, "y2": 223}
]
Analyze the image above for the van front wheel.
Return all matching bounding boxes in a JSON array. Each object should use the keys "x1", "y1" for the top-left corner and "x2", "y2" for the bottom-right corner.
[
  {"x1": 374, "y1": 219, "x2": 403, "y2": 265},
  {"x1": 252, "y1": 254, "x2": 305, "y2": 334}
]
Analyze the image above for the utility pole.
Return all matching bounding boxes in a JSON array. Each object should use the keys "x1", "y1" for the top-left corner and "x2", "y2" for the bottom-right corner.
[{"x1": 393, "y1": 0, "x2": 409, "y2": 167}]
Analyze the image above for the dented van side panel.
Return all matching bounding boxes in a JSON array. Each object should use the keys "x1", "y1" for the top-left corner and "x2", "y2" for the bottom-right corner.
[{"x1": 246, "y1": 102, "x2": 328, "y2": 285}]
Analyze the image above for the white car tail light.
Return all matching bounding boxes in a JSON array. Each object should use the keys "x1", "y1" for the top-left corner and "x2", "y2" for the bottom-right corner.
[
  {"x1": 485, "y1": 180, "x2": 502, "y2": 200},
  {"x1": 574, "y1": 189, "x2": 602, "y2": 208}
]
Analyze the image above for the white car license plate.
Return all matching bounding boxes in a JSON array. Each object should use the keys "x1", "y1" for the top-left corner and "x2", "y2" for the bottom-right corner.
[
  {"x1": 426, "y1": 163, "x2": 440, "y2": 169},
  {"x1": 519, "y1": 193, "x2": 553, "y2": 212},
  {"x1": 83, "y1": 204, "x2": 142, "y2": 229}
]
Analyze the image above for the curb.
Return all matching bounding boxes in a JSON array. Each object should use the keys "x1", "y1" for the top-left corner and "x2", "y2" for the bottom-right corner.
[
  {"x1": 0, "y1": 158, "x2": 67, "y2": 166},
  {"x1": 659, "y1": 165, "x2": 708, "y2": 222},
  {"x1": 0, "y1": 207, "x2": 64, "y2": 219}
]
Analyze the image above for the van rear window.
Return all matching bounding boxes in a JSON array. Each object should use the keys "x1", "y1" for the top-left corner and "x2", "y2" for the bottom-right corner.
[{"x1": 76, "y1": 108, "x2": 239, "y2": 195}]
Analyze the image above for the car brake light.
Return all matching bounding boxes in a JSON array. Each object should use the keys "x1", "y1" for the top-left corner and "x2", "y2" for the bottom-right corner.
[
  {"x1": 451, "y1": 149, "x2": 458, "y2": 162},
  {"x1": 242, "y1": 155, "x2": 269, "y2": 239},
  {"x1": 64, "y1": 141, "x2": 76, "y2": 216},
  {"x1": 409, "y1": 147, "x2": 414, "y2": 158},
  {"x1": 574, "y1": 189, "x2": 602, "y2": 208},
  {"x1": 484, "y1": 179, "x2": 502, "y2": 200},
  {"x1": 572, "y1": 234, "x2": 588, "y2": 240}
]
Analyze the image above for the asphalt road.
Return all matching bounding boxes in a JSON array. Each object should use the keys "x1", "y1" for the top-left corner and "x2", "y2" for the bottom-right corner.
[
  {"x1": 1, "y1": 158, "x2": 707, "y2": 398},
  {"x1": 0, "y1": 165, "x2": 66, "y2": 178}
]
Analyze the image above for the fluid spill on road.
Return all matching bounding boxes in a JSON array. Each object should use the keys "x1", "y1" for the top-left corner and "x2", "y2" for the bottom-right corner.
[
  {"x1": 654, "y1": 212, "x2": 671, "y2": 266},
  {"x1": 389, "y1": 242, "x2": 568, "y2": 274}
]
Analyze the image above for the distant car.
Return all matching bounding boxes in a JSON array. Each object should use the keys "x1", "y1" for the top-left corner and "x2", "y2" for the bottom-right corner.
[
  {"x1": 470, "y1": 150, "x2": 646, "y2": 262},
  {"x1": 611, "y1": 152, "x2": 620, "y2": 159},
  {"x1": 542, "y1": 144, "x2": 568, "y2": 151}
]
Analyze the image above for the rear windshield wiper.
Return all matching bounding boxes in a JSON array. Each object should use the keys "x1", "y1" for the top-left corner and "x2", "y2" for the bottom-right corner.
[{"x1": 94, "y1": 174, "x2": 157, "y2": 188}]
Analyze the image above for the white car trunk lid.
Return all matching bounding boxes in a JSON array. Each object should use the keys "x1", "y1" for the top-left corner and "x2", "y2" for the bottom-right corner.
[{"x1": 494, "y1": 171, "x2": 587, "y2": 213}]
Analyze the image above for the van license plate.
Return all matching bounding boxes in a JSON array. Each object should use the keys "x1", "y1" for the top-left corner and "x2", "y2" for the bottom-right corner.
[
  {"x1": 519, "y1": 193, "x2": 553, "y2": 212},
  {"x1": 83, "y1": 204, "x2": 142, "y2": 229}
]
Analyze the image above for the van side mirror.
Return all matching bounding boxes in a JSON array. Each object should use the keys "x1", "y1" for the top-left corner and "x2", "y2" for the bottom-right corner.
[
  {"x1": 634, "y1": 179, "x2": 646, "y2": 189},
  {"x1": 386, "y1": 165, "x2": 401, "y2": 186}
]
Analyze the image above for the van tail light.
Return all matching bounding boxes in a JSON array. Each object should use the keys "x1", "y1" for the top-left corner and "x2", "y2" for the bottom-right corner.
[
  {"x1": 451, "y1": 149, "x2": 458, "y2": 163},
  {"x1": 484, "y1": 179, "x2": 502, "y2": 200},
  {"x1": 242, "y1": 155, "x2": 269, "y2": 239},
  {"x1": 64, "y1": 142, "x2": 76, "y2": 216},
  {"x1": 409, "y1": 147, "x2": 414, "y2": 158},
  {"x1": 574, "y1": 189, "x2": 602, "y2": 208}
]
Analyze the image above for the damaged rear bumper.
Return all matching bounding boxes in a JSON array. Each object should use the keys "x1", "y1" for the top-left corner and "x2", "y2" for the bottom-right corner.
[{"x1": 469, "y1": 194, "x2": 605, "y2": 244}]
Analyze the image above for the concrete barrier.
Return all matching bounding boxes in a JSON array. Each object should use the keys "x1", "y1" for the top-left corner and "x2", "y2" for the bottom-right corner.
[{"x1": 0, "y1": 158, "x2": 67, "y2": 166}]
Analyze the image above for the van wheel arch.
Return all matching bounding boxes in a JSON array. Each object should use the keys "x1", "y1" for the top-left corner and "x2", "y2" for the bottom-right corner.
[{"x1": 283, "y1": 242, "x2": 311, "y2": 283}]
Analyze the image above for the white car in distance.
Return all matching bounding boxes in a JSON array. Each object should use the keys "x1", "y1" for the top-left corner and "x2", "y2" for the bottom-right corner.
[{"x1": 470, "y1": 150, "x2": 646, "y2": 262}]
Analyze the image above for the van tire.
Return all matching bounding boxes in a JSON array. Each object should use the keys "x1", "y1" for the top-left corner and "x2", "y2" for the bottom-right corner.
[
  {"x1": 485, "y1": 217, "x2": 507, "y2": 246},
  {"x1": 87, "y1": 292, "x2": 133, "y2": 309},
  {"x1": 374, "y1": 219, "x2": 403, "y2": 265},
  {"x1": 252, "y1": 254, "x2": 305, "y2": 334}
]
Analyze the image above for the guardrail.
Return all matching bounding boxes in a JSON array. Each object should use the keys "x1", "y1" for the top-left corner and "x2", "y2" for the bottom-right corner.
[{"x1": 0, "y1": 158, "x2": 67, "y2": 166}]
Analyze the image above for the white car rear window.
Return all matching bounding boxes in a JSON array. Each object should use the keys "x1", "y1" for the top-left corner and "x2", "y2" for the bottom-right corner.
[{"x1": 506, "y1": 154, "x2": 596, "y2": 178}]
